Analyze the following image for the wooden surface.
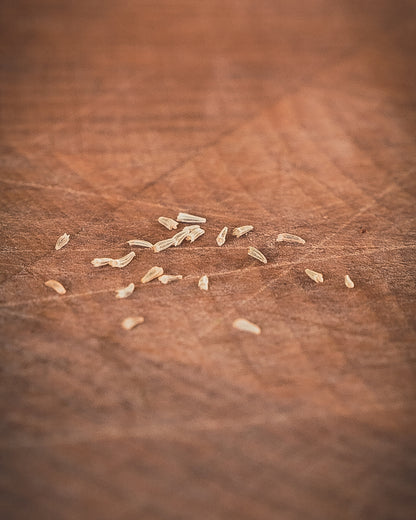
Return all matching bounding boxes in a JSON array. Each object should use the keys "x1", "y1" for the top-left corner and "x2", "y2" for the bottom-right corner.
[{"x1": 1, "y1": 1, "x2": 416, "y2": 519}]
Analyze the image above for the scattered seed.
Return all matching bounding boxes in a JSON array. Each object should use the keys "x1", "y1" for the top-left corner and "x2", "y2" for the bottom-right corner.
[
  {"x1": 198, "y1": 275, "x2": 209, "y2": 291},
  {"x1": 172, "y1": 229, "x2": 190, "y2": 246},
  {"x1": 44, "y1": 280, "x2": 66, "y2": 295},
  {"x1": 216, "y1": 226, "x2": 228, "y2": 246},
  {"x1": 232, "y1": 225, "x2": 253, "y2": 237},
  {"x1": 115, "y1": 282, "x2": 135, "y2": 299},
  {"x1": 127, "y1": 239, "x2": 153, "y2": 248},
  {"x1": 276, "y1": 233, "x2": 305, "y2": 245},
  {"x1": 186, "y1": 227, "x2": 205, "y2": 243},
  {"x1": 141, "y1": 266, "x2": 164, "y2": 283},
  {"x1": 158, "y1": 216, "x2": 178, "y2": 230},
  {"x1": 305, "y1": 269, "x2": 323, "y2": 283},
  {"x1": 158, "y1": 274, "x2": 183, "y2": 284},
  {"x1": 233, "y1": 318, "x2": 261, "y2": 335},
  {"x1": 345, "y1": 274, "x2": 354, "y2": 288},
  {"x1": 176, "y1": 212, "x2": 206, "y2": 224},
  {"x1": 153, "y1": 238, "x2": 176, "y2": 252},
  {"x1": 182, "y1": 225, "x2": 201, "y2": 232},
  {"x1": 55, "y1": 233, "x2": 70, "y2": 250},
  {"x1": 91, "y1": 257, "x2": 113, "y2": 267},
  {"x1": 109, "y1": 251, "x2": 136, "y2": 268},
  {"x1": 121, "y1": 316, "x2": 144, "y2": 330},
  {"x1": 248, "y1": 246, "x2": 267, "y2": 264}
]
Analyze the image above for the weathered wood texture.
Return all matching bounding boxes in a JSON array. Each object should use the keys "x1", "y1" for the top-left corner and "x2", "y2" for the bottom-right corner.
[{"x1": 1, "y1": 1, "x2": 415, "y2": 519}]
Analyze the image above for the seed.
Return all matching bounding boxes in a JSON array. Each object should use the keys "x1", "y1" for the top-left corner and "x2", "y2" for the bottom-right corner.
[
  {"x1": 158, "y1": 216, "x2": 178, "y2": 230},
  {"x1": 276, "y1": 233, "x2": 305, "y2": 244},
  {"x1": 55, "y1": 233, "x2": 70, "y2": 250},
  {"x1": 44, "y1": 280, "x2": 66, "y2": 295},
  {"x1": 121, "y1": 316, "x2": 144, "y2": 330},
  {"x1": 198, "y1": 275, "x2": 209, "y2": 291},
  {"x1": 233, "y1": 318, "x2": 261, "y2": 335},
  {"x1": 305, "y1": 269, "x2": 324, "y2": 283},
  {"x1": 345, "y1": 274, "x2": 354, "y2": 288},
  {"x1": 153, "y1": 238, "x2": 175, "y2": 252},
  {"x1": 216, "y1": 226, "x2": 228, "y2": 246},
  {"x1": 141, "y1": 266, "x2": 164, "y2": 283},
  {"x1": 232, "y1": 225, "x2": 253, "y2": 237},
  {"x1": 115, "y1": 282, "x2": 135, "y2": 299},
  {"x1": 182, "y1": 225, "x2": 201, "y2": 232},
  {"x1": 248, "y1": 246, "x2": 267, "y2": 264},
  {"x1": 109, "y1": 251, "x2": 136, "y2": 268},
  {"x1": 186, "y1": 227, "x2": 205, "y2": 243},
  {"x1": 158, "y1": 274, "x2": 183, "y2": 284},
  {"x1": 176, "y1": 212, "x2": 206, "y2": 224},
  {"x1": 172, "y1": 229, "x2": 190, "y2": 246},
  {"x1": 91, "y1": 257, "x2": 113, "y2": 267},
  {"x1": 127, "y1": 239, "x2": 153, "y2": 248}
]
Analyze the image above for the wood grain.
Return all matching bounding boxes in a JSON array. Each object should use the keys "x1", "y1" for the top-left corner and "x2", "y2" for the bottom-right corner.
[{"x1": 1, "y1": 1, "x2": 415, "y2": 519}]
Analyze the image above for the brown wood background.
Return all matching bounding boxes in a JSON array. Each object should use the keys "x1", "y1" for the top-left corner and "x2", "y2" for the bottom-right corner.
[{"x1": 1, "y1": 1, "x2": 415, "y2": 519}]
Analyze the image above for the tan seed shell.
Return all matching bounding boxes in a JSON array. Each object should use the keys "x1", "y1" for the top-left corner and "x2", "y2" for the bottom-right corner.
[
  {"x1": 127, "y1": 239, "x2": 153, "y2": 248},
  {"x1": 198, "y1": 274, "x2": 209, "y2": 291},
  {"x1": 141, "y1": 266, "x2": 164, "y2": 283},
  {"x1": 109, "y1": 252, "x2": 136, "y2": 268},
  {"x1": 158, "y1": 216, "x2": 178, "y2": 230},
  {"x1": 153, "y1": 238, "x2": 175, "y2": 252},
  {"x1": 91, "y1": 257, "x2": 113, "y2": 267},
  {"x1": 345, "y1": 274, "x2": 355, "y2": 288},
  {"x1": 216, "y1": 226, "x2": 228, "y2": 246},
  {"x1": 121, "y1": 316, "x2": 144, "y2": 330},
  {"x1": 176, "y1": 212, "x2": 206, "y2": 224},
  {"x1": 305, "y1": 269, "x2": 324, "y2": 283},
  {"x1": 158, "y1": 274, "x2": 183, "y2": 284},
  {"x1": 55, "y1": 233, "x2": 70, "y2": 250},
  {"x1": 186, "y1": 227, "x2": 205, "y2": 243},
  {"x1": 248, "y1": 246, "x2": 267, "y2": 264},
  {"x1": 172, "y1": 229, "x2": 190, "y2": 246},
  {"x1": 115, "y1": 282, "x2": 135, "y2": 299},
  {"x1": 232, "y1": 225, "x2": 253, "y2": 237},
  {"x1": 276, "y1": 233, "x2": 305, "y2": 245},
  {"x1": 233, "y1": 318, "x2": 261, "y2": 335},
  {"x1": 45, "y1": 280, "x2": 66, "y2": 295}
]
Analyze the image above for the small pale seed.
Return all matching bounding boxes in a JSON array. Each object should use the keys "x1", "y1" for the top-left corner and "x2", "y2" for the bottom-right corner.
[
  {"x1": 141, "y1": 266, "x2": 164, "y2": 283},
  {"x1": 198, "y1": 275, "x2": 209, "y2": 291},
  {"x1": 45, "y1": 280, "x2": 66, "y2": 295},
  {"x1": 115, "y1": 282, "x2": 135, "y2": 299},
  {"x1": 91, "y1": 257, "x2": 113, "y2": 267},
  {"x1": 176, "y1": 212, "x2": 206, "y2": 224},
  {"x1": 55, "y1": 233, "x2": 70, "y2": 250},
  {"x1": 305, "y1": 269, "x2": 324, "y2": 283},
  {"x1": 121, "y1": 316, "x2": 144, "y2": 330},
  {"x1": 276, "y1": 233, "x2": 305, "y2": 245},
  {"x1": 248, "y1": 246, "x2": 267, "y2": 264},
  {"x1": 232, "y1": 225, "x2": 253, "y2": 237},
  {"x1": 345, "y1": 274, "x2": 354, "y2": 288},
  {"x1": 153, "y1": 238, "x2": 175, "y2": 252},
  {"x1": 233, "y1": 318, "x2": 261, "y2": 335},
  {"x1": 216, "y1": 226, "x2": 228, "y2": 246},
  {"x1": 109, "y1": 251, "x2": 136, "y2": 268},
  {"x1": 186, "y1": 227, "x2": 205, "y2": 243},
  {"x1": 158, "y1": 274, "x2": 183, "y2": 284},
  {"x1": 158, "y1": 216, "x2": 178, "y2": 230},
  {"x1": 127, "y1": 239, "x2": 153, "y2": 248}
]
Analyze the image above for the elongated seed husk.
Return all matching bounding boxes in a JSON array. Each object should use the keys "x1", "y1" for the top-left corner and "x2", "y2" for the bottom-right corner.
[
  {"x1": 182, "y1": 225, "x2": 201, "y2": 232},
  {"x1": 109, "y1": 251, "x2": 136, "y2": 268},
  {"x1": 345, "y1": 274, "x2": 354, "y2": 288},
  {"x1": 198, "y1": 275, "x2": 209, "y2": 291},
  {"x1": 233, "y1": 318, "x2": 261, "y2": 335},
  {"x1": 127, "y1": 239, "x2": 153, "y2": 248},
  {"x1": 121, "y1": 316, "x2": 144, "y2": 330},
  {"x1": 276, "y1": 233, "x2": 305, "y2": 244},
  {"x1": 186, "y1": 227, "x2": 205, "y2": 243},
  {"x1": 153, "y1": 238, "x2": 175, "y2": 252},
  {"x1": 172, "y1": 229, "x2": 190, "y2": 246},
  {"x1": 305, "y1": 269, "x2": 324, "y2": 283},
  {"x1": 158, "y1": 274, "x2": 183, "y2": 284},
  {"x1": 232, "y1": 225, "x2": 253, "y2": 237},
  {"x1": 55, "y1": 233, "x2": 70, "y2": 250},
  {"x1": 115, "y1": 282, "x2": 135, "y2": 299},
  {"x1": 45, "y1": 279, "x2": 66, "y2": 295},
  {"x1": 176, "y1": 212, "x2": 206, "y2": 223},
  {"x1": 141, "y1": 266, "x2": 163, "y2": 283},
  {"x1": 158, "y1": 216, "x2": 178, "y2": 230},
  {"x1": 91, "y1": 257, "x2": 113, "y2": 267},
  {"x1": 216, "y1": 226, "x2": 228, "y2": 246},
  {"x1": 248, "y1": 246, "x2": 267, "y2": 264}
]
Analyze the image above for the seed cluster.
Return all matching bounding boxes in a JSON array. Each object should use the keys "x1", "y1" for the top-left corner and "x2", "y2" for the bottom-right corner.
[{"x1": 47, "y1": 215, "x2": 356, "y2": 333}]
